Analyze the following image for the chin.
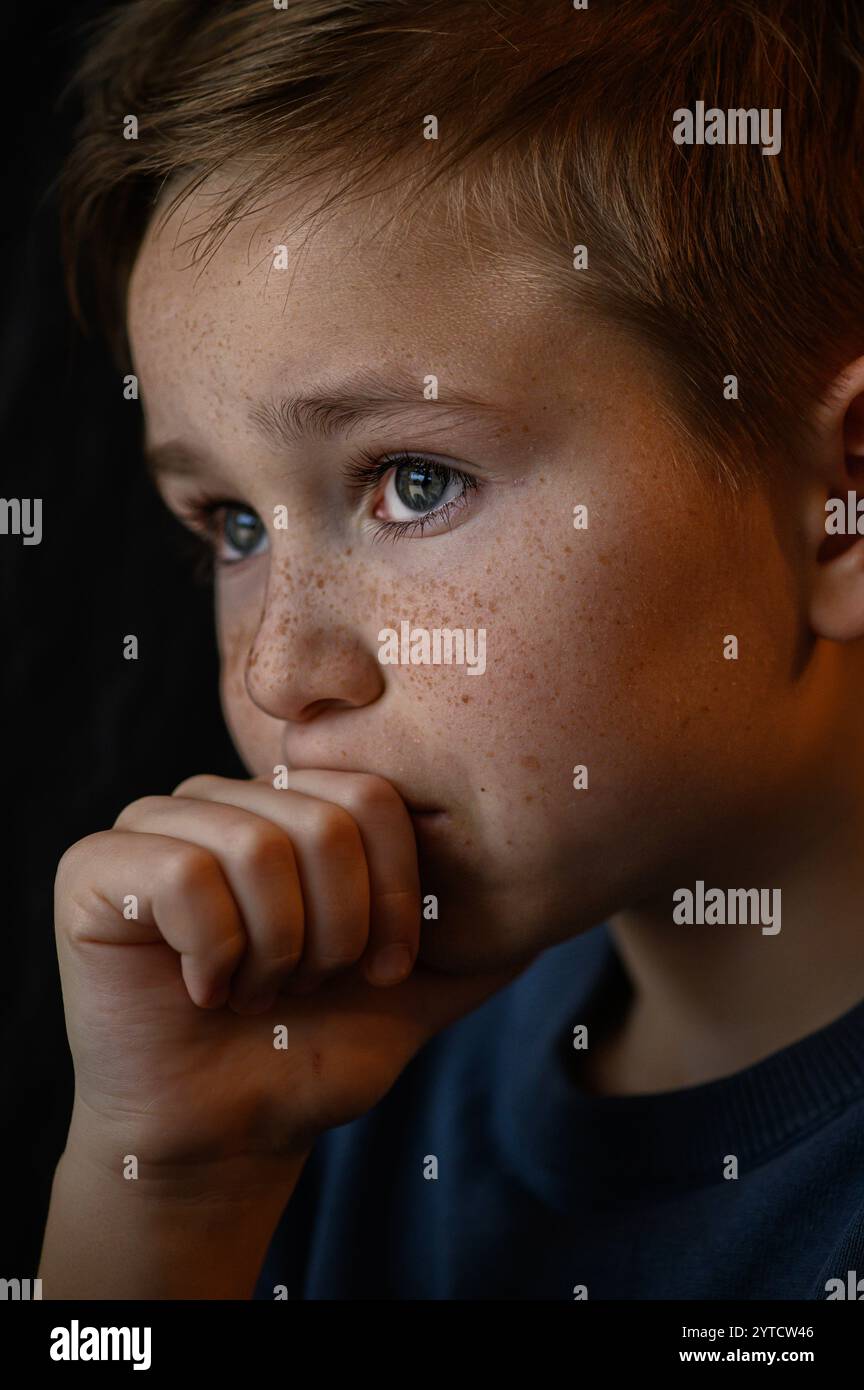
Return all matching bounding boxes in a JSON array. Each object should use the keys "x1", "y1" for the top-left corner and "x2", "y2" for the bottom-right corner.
[
  {"x1": 413, "y1": 864, "x2": 609, "y2": 975},
  {"x1": 413, "y1": 890, "x2": 551, "y2": 976}
]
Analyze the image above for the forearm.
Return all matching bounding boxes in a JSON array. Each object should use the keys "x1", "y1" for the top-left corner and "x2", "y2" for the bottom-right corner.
[{"x1": 38, "y1": 1141, "x2": 308, "y2": 1300}]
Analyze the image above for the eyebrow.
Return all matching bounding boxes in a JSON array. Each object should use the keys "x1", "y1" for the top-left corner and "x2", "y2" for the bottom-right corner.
[{"x1": 145, "y1": 366, "x2": 507, "y2": 477}]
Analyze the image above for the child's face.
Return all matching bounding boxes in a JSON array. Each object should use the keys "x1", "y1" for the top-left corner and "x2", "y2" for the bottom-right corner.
[{"x1": 128, "y1": 177, "x2": 812, "y2": 973}]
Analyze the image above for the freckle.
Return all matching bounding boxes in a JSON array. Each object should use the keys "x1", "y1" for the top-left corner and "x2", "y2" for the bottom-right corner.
[
  {"x1": 524, "y1": 794, "x2": 534, "y2": 803},
  {"x1": 598, "y1": 552, "x2": 609, "y2": 565},
  {"x1": 461, "y1": 694, "x2": 471, "y2": 703},
  {"x1": 520, "y1": 755, "x2": 540, "y2": 770}
]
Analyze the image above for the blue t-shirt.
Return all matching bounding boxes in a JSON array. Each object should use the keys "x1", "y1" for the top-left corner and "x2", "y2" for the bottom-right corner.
[{"x1": 254, "y1": 923, "x2": 864, "y2": 1299}]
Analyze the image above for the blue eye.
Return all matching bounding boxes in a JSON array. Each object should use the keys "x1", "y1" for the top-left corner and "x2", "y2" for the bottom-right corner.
[
  {"x1": 176, "y1": 498, "x2": 269, "y2": 566},
  {"x1": 342, "y1": 449, "x2": 481, "y2": 540},
  {"x1": 222, "y1": 506, "x2": 266, "y2": 560},
  {"x1": 392, "y1": 460, "x2": 451, "y2": 513}
]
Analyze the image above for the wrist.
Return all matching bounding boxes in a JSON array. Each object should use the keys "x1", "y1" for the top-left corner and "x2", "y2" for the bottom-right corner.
[
  {"x1": 63, "y1": 1099, "x2": 310, "y2": 1206},
  {"x1": 39, "y1": 1110, "x2": 310, "y2": 1299}
]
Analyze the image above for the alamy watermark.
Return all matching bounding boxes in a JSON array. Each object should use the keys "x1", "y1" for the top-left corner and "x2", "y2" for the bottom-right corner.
[
  {"x1": 825, "y1": 492, "x2": 864, "y2": 533},
  {"x1": 825, "y1": 1271, "x2": 864, "y2": 1299},
  {"x1": 673, "y1": 881, "x2": 781, "y2": 935},
  {"x1": 50, "y1": 1320, "x2": 151, "y2": 1370},
  {"x1": 378, "y1": 621, "x2": 486, "y2": 675},
  {"x1": 672, "y1": 101, "x2": 781, "y2": 156},
  {"x1": 0, "y1": 497, "x2": 41, "y2": 545},
  {"x1": 1, "y1": 1276, "x2": 42, "y2": 1299}
]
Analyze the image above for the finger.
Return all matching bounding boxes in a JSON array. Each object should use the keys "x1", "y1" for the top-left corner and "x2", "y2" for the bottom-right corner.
[
  {"x1": 114, "y1": 796, "x2": 304, "y2": 1014},
  {"x1": 56, "y1": 830, "x2": 245, "y2": 1009},
  {"x1": 173, "y1": 775, "x2": 371, "y2": 989},
  {"x1": 176, "y1": 772, "x2": 420, "y2": 988},
  {"x1": 263, "y1": 771, "x2": 421, "y2": 988}
]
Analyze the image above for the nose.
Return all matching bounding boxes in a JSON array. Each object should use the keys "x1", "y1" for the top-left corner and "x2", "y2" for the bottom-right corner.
[{"x1": 243, "y1": 573, "x2": 385, "y2": 724}]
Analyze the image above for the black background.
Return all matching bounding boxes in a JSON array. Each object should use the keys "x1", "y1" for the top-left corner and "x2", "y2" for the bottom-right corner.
[{"x1": 0, "y1": 1, "x2": 244, "y2": 1273}]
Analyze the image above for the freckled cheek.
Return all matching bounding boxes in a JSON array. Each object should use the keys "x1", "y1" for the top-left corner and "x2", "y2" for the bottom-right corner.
[
  {"x1": 390, "y1": 605, "x2": 591, "y2": 810},
  {"x1": 399, "y1": 545, "x2": 697, "y2": 816}
]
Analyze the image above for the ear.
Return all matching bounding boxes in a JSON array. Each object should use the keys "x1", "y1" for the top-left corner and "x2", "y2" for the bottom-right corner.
[{"x1": 808, "y1": 356, "x2": 864, "y2": 642}]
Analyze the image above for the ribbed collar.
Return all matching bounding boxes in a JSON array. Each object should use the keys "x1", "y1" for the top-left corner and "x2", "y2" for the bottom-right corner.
[{"x1": 494, "y1": 924, "x2": 864, "y2": 1208}]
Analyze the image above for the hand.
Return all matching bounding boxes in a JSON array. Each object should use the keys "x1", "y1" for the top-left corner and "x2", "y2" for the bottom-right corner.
[{"x1": 55, "y1": 771, "x2": 526, "y2": 1176}]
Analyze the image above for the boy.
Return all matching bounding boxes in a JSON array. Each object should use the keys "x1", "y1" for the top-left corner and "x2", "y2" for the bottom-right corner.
[{"x1": 40, "y1": 0, "x2": 864, "y2": 1298}]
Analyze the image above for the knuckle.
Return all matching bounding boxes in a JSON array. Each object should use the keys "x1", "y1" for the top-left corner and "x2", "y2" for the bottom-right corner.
[
  {"x1": 345, "y1": 773, "x2": 400, "y2": 817},
  {"x1": 113, "y1": 794, "x2": 167, "y2": 829},
  {"x1": 54, "y1": 833, "x2": 128, "y2": 936},
  {"x1": 170, "y1": 773, "x2": 220, "y2": 799},
  {"x1": 232, "y1": 825, "x2": 291, "y2": 877},
  {"x1": 55, "y1": 832, "x2": 106, "y2": 889},
  {"x1": 161, "y1": 844, "x2": 218, "y2": 900},
  {"x1": 310, "y1": 805, "x2": 361, "y2": 856}
]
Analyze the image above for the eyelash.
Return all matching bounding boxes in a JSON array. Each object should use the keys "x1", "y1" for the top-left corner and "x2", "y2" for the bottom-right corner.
[
  {"x1": 172, "y1": 493, "x2": 256, "y2": 571},
  {"x1": 173, "y1": 449, "x2": 480, "y2": 560},
  {"x1": 341, "y1": 447, "x2": 480, "y2": 543}
]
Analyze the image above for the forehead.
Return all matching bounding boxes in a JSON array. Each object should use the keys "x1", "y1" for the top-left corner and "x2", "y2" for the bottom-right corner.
[
  {"x1": 131, "y1": 179, "x2": 552, "y2": 397},
  {"x1": 126, "y1": 173, "x2": 661, "y2": 467}
]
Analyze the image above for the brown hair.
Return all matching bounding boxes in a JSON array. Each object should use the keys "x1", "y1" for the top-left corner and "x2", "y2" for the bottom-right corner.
[{"x1": 61, "y1": 0, "x2": 864, "y2": 484}]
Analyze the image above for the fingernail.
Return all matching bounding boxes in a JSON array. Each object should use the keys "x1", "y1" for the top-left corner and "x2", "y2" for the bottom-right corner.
[{"x1": 367, "y1": 943, "x2": 413, "y2": 986}]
